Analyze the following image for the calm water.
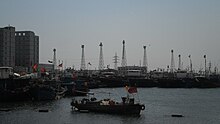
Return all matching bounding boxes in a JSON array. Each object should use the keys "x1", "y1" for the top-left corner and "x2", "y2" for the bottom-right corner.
[{"x1": 1, "y1": 88, "x2": 220, "y2": 124}]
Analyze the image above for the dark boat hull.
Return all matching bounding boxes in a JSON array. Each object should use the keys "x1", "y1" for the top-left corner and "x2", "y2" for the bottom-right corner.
[
  {"x1": 128, "y1": 78, "x2": 157, "y2": 87},
  {"x1": 156, "y1": 78, "x2": 220, "y2": 88},
  {"x1": 0, "y1": 78, "x2": 31, "y2": 102},
  {"x1": 97, "y1": 77, "x2": 128, "y2": 88},
  {"x1": 30, "y1": 86, "x2": 56, "y2": 101},
  {"x1": 72, "y1": 102, "x2": 144, "y2": 115},
  {"x1": 0, "y1": 88, "x2": 31, "y2": 102}
]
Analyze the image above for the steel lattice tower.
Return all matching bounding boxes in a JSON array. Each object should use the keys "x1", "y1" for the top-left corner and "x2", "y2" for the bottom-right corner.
[
  {"x1": 188, "y1": 55, "x2": 193, "y2": 72},
  {"x1": 53, "y1": 48, "x2": 57, "y2": 70},
  {"x1": 178, "y1": 54, "x2": 181, "y2": 70},
  {"x1": 121, "y1": 40, "x2": 127, "y2": 67},
  {"x1": 113, "y1": 52, "x2": 119, "y2": 70},
  {"x1": 80, "y1": 45, "x2": 86, "y2": 70},
  {"x1": 143, "y1": 46, "x2": 148, "y2": 71},
  {"x1": 98, "y1": 42, "x2": 104, "y2": 70},
  {"x1": 170, "y1": 49, "x2": 175, "y2": 73},
  {"x1": 204, "y1": 55, "x2": 207, "y2": 76}
]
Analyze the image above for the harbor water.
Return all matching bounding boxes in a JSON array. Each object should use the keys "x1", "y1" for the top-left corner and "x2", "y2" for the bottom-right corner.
[{"x1": 1, "y1": 88, "x2": 220, "y2": 124}]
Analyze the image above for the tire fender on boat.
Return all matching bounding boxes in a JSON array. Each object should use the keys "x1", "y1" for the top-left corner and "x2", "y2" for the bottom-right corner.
[{"x1": 141, "y1": 105, "x2": 145, "y2": 110}]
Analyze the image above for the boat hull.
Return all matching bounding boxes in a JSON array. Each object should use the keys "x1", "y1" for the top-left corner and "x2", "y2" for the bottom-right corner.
[
  {"x1": 30, "y1": 85, "x2": 56, "y2": 101},
  {"x1": 72, "y1": 102, "x2": 144, "y2": 115},
  {"x1": 0, "y1": 78, "x2": 31, "y2": 102}
]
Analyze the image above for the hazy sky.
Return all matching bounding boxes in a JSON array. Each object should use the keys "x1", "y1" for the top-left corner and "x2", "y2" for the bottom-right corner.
[{"x1": 1, "y1": 0, "x2": 220, "y2": 71}]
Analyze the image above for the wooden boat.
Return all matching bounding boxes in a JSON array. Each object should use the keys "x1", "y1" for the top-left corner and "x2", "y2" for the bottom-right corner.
[
  {"x1": 71, "y1": 87, "x2": 145, "y2": 115},
  {"x1": 30, "y1": 84, "x2": 56, "y2": 101}
]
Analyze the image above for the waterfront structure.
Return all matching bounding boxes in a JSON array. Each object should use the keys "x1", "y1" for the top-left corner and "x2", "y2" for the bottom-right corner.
[
  {"x1": 15, "y1": 31, "x2": 39, "y2": 72},
  {"x1": 80, "y1": 45, "x2": 86, "y2": 70},
  {"x1": 0, "y1": 26, "x2": 16, "y2": 67},
  {"x1": 98, "y1": 42, "x2": 104, "y2": 70}
]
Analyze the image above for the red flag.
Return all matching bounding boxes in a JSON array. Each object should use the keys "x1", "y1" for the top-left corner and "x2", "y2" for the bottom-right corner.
[
  {"x1": 128, "y1": 87, "x2": 137, "y2": 94},
  {"x1": 32, "y1": 64, "x2": 38, "y2": 72},
  {"x1": 41, "y1": 68, "x2": 46, "y2": 73}
]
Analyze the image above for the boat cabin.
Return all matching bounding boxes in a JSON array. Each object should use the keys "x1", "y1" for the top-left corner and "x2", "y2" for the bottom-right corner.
[{"x1": 0, "y1": 67, "x2": 13, "y2": 79}]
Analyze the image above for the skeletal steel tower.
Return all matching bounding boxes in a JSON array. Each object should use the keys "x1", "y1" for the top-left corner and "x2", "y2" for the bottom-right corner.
[
  {"x1": 80, "y1": 45, "x2": 86, "y2": 70},
  {"x1": 170, "y1": 49, "x2": 175, "y2": 73},
  {"x1": 178, "y1": 54, "x2": 181, "y2": 70},
  {"x1": 121, "y1": 40, "x2": 127, "y2": 67},
  {"x1": 113, "y1": 52, "x2": 119, "y2": 70},
  {"x1": 143, "y1": 46, "x2": 147, "y2": 71},
  {"x1": 53, "y1": 48, "x2": 57, "y2": 70},
  {"x1": 208, "y1": 61, "x2": 211, "y2": 75},
  {"x1": 189, "y1": 55, "x2": 193, "y2": 72},
  {"x1": 204, "y1": 55, "x2": 207, "y2": 76},
  {"x1": 98, "y1": 42, "x2": 104, "y2": 70}
]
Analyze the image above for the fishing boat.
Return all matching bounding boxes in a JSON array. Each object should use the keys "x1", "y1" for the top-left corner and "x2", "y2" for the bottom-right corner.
[
  {"x1": 0, "y1": 67, "x2": 32, "y2": 102},
  {"x1": 71, "y1": 87, "x2": 145, "y2": 115}
]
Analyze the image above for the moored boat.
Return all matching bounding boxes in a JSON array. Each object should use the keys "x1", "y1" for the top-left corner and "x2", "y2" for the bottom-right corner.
[
  {"x1": 0, "y1": 67, "x2": 32, "y2": 102},
  {"x1": 71, "y1": 87, "x2": 145, "y2": 115},
  {"x1": 72, "y1": 80, "x2": 89, "y2": 96},
  {"x1": 30, "y1": 84, "x2": 56, "y2": 101}
]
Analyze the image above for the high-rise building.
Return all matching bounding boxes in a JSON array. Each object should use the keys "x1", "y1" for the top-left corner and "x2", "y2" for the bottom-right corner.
[
  {"x1": 15, "y1": 31, "x2": 39, "y2": 71},
  {"x1": 0, "y1": 26, "x2": 16, "y2": 67}
]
